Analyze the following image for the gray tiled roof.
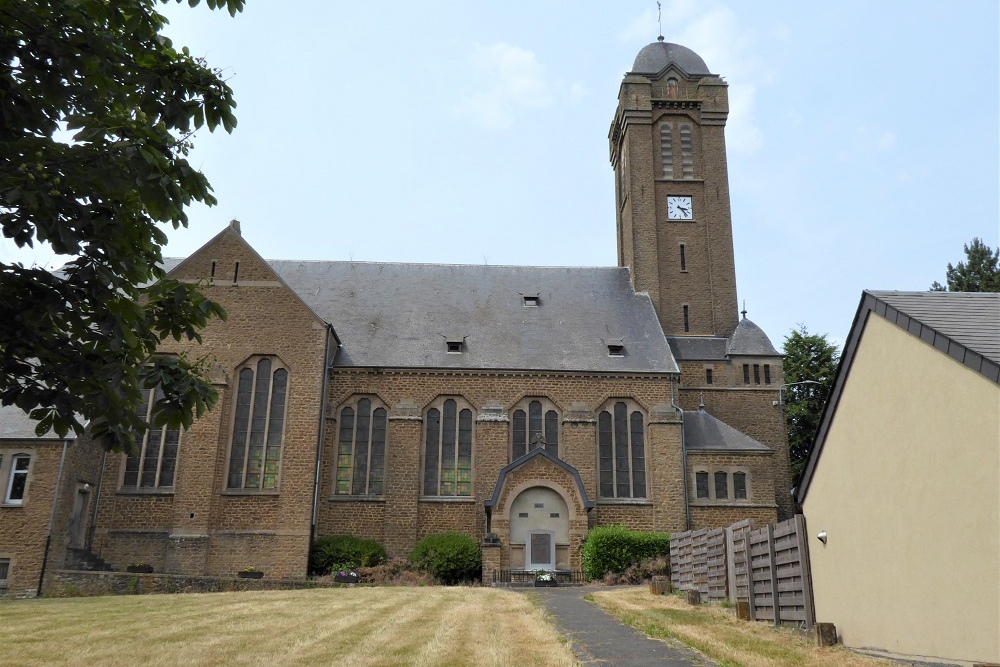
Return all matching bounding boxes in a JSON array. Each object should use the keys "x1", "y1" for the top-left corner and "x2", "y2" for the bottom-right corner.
[
  {"x1": 666, "y1": 336, "x2": 728, "y2": 361},
  {"x1": 684, "y1": 409, "x2": 772, "y2": 452},
  {"x1": 727, "y1": 317, "x2": 780, "y2": 356},
  {"x1": 631, "y1": 41, "x2": 712, "y2": 76},
  {"x1": 869, "y1": 291, "x2": 1000, "y2": 366},
  {"x1": 263, "y1": 261, "x2": 678, "y2": 374},
  {"x1": 0, "y1": 404, "x2": 75, "y2": 441}
]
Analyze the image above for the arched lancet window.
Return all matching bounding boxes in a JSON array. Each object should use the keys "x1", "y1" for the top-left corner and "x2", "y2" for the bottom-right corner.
[
  {"x1": 680, "y1": 123, "x2": 694, "y2": 179},
  {"x1": 423, "y1": 398, "x2": 474, "y2": 497},
  {"x1": 666, "y1": 77, "x2": 679, "y2": 98},
  {"x1": 511, "y1": 399, "x2": 559, "y2": 459},
  {"x1": 227, "y1": 357, "x2": 288, "y2": 490},
  {"x1": 597, "y1": 401, "x2": 647, "y2": 498},
  {"x1": 122, "y1": 386, "x2": 180, "y2": 490},
  {"x1": 335, "y1": 397, "x2": 387, "y2": 496},
  {"x1": 660, "y1": 123, "x2": 673, "y2": 178}
]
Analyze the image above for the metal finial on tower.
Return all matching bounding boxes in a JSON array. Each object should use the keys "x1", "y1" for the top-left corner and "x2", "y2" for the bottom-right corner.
[
  {"x1": 657, "y1": 2, "x2": 664, "y2": 41},
  {"x1": 741, "y1": 301, "x2": 747, "y2": 319},
  {"x1": 699, "y1": 393, "x2": 706, "y2": 410}
]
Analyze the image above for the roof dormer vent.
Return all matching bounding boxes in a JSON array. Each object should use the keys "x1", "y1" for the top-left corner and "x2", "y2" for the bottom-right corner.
[
  {"x1": 607, "y1": 343, "x2": 625, "y2": 357},
  {"x1": 521, "y1": 293, "x2": 541, "y2": 307},
  {"x1": 444, "y1": 334, "x2": 466, "y2": 354}
]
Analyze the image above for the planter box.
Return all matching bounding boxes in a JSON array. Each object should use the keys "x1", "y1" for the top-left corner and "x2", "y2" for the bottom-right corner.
[
  {"x1": 238, "y1": 571, "x2": 264, "y2": 579},
  {"x1": 534, "y1": 579, "x2": 558, "y2": 587},
  {"x1": 126, "y1": 565, "x2": 153, "y2": 574},
  {"x1": 334, "y1": 573, "x2": 359, "y2": 584}
]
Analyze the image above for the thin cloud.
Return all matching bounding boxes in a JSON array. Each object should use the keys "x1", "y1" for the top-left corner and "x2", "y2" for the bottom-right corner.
[
  {"x1": 620, "y1": 2, "x2": 769, "y2": 154},
  {"x1": 455, "y1": 42, "x2": 554, "y2": 130}
]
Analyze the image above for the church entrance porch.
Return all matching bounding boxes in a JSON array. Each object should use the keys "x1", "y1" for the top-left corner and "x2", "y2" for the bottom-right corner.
[{"x1": 482, "y1": 447, "x2": 594, "y2": 584}]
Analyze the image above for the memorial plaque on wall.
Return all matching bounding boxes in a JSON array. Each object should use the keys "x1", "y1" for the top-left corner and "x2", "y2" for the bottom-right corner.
[{"x1": 530, "y1": 533, "x2": 552, "y2": 565}]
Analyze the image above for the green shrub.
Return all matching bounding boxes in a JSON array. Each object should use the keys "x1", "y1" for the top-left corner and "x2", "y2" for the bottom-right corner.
[
  {"x1": 581, "y1": 525, "x2": 670, "y2": 581},
  {"x1": 310, "y1": 534, "x2": 387, "y2": 575},
  {"x1": 408, "y1": 532, "x2": 481, "y2": 584}
]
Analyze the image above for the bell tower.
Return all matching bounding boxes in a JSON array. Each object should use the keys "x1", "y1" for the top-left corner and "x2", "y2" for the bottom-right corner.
[{"x1": 609, "y1": 38, "x2": 739, "y2": 338}]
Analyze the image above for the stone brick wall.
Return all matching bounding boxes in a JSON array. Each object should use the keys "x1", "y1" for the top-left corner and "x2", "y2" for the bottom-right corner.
[
  {"x1": 686, "y1": 450, "x2": 778, "y2": 528},
  {"x1": 316, "y1": 369, "x2": 693, "y2": 568},
  {"x1": 43, "y1": 569, "x2": 315, "y2": 597},
  {"x1": 612, "y1": 70, "x2": 738, "y2": 340},
  {"x1": 0, "y1": 436, "x2": 103, "y2": 598},
  {"x1": 90, "y1": 227, "x2": 328, "y2": 580}
]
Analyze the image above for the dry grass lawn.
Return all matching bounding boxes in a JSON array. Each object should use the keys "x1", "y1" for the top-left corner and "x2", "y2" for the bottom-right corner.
[
  {"x1": 0, "y1": 587, "x2": 577, "y2": 667},
  {"x1": 590, "y1": 588, "x2": 899, "y2": 667}
]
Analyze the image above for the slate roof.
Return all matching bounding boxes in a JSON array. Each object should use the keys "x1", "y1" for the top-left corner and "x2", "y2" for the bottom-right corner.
[
  {"x1": 631, "y1": 40, "x2": 712, "y2": 76},
  {"x1": 0, "y1": 404, "x2": 75, "y2": 441},
  {"x1": 666, "y1": 336, "x2": 728, "y2": 361},
  {"x1": 683, "y1": 409, "x2": 772, "y2": 452},
  {"x1": 187, "y1": 259, "x2": 677, "y2": 374},
  {"x1": 796, "y1": 289, "x2": 1000, "y2": 504},
  {"x1": 727, "y1": 317, "x2": 780, "y2": 356}
]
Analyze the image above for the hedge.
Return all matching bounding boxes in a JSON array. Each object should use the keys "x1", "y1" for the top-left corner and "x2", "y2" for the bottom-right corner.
[
  {"x1": 581, "y1": 525, "x2": 670, "y2": 580},
  {"x1": 409, "y1": 532, "x2": 481, "y2": 584},
  {"x1": 310, "y1": 534, "x2": 387, "y2": 575}
]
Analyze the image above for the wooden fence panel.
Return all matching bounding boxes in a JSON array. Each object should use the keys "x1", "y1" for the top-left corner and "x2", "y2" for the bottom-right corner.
[
  {"x1": 725, "y1": 518, "x2": 755, "y2": 606},
  {"x1": 691, "y1": 528, "x2": 710, "y2": 599},
  {"x1": 669, "y1": 515, "x2": 814, "y2": 629},
  {"x1": 705, "y1": 528, "x2": 728, "y2": 603},
  {"x1": 669, "y1": 531, "x2": 692, "y2": 591}
]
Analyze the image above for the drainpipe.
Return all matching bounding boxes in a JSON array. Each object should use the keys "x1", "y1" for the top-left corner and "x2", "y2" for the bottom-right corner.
[
  {"x1": 309, "y1": 325, "x2": 335, "y2": 572},
  {"x1": 670, "y1": 377, "x2": 691, "y2": 530},
  {"x1": 38, "y1": 438, "x2": 70, "y2": 597},
  {"x1": 86, "y1": 450, "x2": 108, "y2": 551}
]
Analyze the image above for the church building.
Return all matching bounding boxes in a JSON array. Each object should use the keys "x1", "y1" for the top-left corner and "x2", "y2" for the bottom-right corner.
[{"x1": 0, "y1": 38, "x2": 790, "y2": 594}]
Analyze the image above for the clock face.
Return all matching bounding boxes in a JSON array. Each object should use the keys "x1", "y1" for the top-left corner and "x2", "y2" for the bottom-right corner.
[{"x1": 667, "y1": 196, "x2": 693, "y2": 220}]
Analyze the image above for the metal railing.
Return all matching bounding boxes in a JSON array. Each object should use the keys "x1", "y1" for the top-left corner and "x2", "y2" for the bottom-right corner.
[{"x1": 492, "y1": 569, "x2": 586, "y2": 585}]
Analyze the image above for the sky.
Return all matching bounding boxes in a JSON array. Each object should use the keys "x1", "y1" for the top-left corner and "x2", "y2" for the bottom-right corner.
[{"x1": 6, "y1": 0, "x2": 998, "y2": 348}]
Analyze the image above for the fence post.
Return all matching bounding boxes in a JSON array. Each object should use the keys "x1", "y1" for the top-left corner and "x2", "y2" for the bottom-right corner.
[
  {"x1": 795, "y1": 514, "x2": 816, "y2": 630},
  {"x1": 765, "y1": 523, "x2": 780, "y2": 626}
]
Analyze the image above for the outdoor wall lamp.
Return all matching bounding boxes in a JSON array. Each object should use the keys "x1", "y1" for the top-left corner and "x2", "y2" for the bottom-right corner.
[{"x1": 817, "y1": 531, "x2": 828, "y2": 544}]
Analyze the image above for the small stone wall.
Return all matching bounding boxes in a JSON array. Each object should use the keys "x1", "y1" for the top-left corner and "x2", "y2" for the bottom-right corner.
[{"x1": 43, "y1": 569, "x2": 322, "y2": 598}]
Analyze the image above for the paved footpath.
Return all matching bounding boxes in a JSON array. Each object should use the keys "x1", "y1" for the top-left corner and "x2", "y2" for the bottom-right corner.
[{"x1": 529, "y1": 586, "x2": 717, "y2": 667}]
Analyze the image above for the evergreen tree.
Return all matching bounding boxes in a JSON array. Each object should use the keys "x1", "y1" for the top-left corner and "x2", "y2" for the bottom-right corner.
[
  {"x1": 1, "y1": 0, "x2": 243, "y2": 452},
  {"x1": 782, "y1": 326, "x2": 840, "y2": 480},
  {"x1": 930, "y1": 237, "x2": 1000, "y2": 292}
]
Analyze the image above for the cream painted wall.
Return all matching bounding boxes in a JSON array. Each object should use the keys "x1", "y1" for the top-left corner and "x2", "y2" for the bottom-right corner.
[{"x1": 803, "y1": 314, "x2": 1000, "y2": 665}]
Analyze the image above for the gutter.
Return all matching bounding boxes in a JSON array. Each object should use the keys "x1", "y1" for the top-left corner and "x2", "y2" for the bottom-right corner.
[
  {"x1": 38, "y1": 438, "x2": 70, "y2": 597},
  {"x1": 309, "y1": 325, "x2": 336, "y2": 572},
  {"x1": 670, "y1": 376, "x2": 691, "y2": 530}
]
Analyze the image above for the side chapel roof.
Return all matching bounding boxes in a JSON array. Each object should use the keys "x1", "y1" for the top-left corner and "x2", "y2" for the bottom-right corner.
[{"x1": 684, "y1": 408, "x2": 772, "y2": 452}]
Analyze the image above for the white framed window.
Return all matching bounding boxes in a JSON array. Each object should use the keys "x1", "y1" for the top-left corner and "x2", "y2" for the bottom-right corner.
[
  {"x1": 122, "y1": 387, "x2": 180, "y2": 490},
  {"x1": 597, "y1": 401, "x2": 647, "y2": 499},
  {"x1": 0, "y1": 558, "x2": 9, "y2": 588},
  {"x1": 335, "y1": 397, "x2": 387, "y2": 496},
  {"x1": 227, "y1": 357, "x2": 289, "y2": 491},
  {"x1": 422, "y1": 398, "x2": 474, "y2": 497},
  {"x1": 4, "y1": 454, "x2": 31, "y2": 505},
  {"x1": 511, "y1": 398, "x2": 559, "y2": 459}
]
